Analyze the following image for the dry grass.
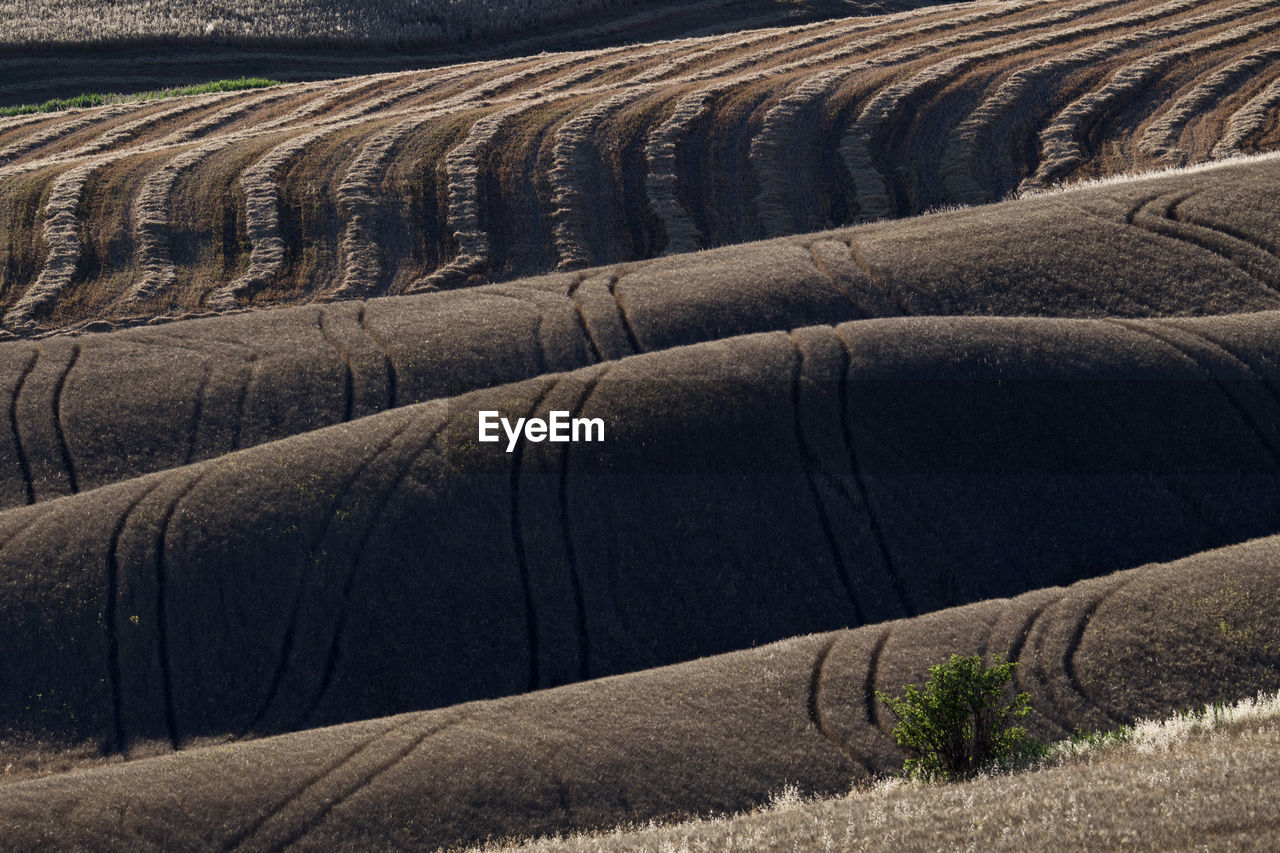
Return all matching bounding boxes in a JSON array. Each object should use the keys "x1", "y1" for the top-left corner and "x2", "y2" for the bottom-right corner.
[
  {"x1": 483, "y1": 693, "x2": 1280, "y2": 852},
  {"x1": 0, "y1": 1, "x2": 1277, "y2": 848},
  {"x1": 0, "y1": 0, "x2": 1277, "y2": 334}
]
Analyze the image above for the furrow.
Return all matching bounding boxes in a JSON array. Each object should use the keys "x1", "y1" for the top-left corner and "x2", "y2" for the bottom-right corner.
[
  {"x1": 240, "y1": 415, "x2": 417, "y2": 738},
  {"x1": 1114, "y1": 316, "x2": 1280, "y2": 471},
  {"x1": 545, "y1": 27, "x2": 786, "y2": 267},
  {"x1": 155, "y1": 470, "x2": 210, "y2": 751},
  {"x1": 227, "y1": 354, "x2": 257, "y2": 452},
  {"x1": 836, "y1": 0, "x2": 1180, "y2": 220},
  {"x1": 566, "y1": 275, "x2": 604, "y2": 364},
  {"x1": 104, "y1": 479, "x2": 165, "y2": 757},
  {"x1": 50, "y1": 341, "x2": 80, "y2": 494},
  {"x1": 0, "y1": 103, "x2": 144, "y2": 168},
  {"x1": 832, "y1": 329, "x2": 913, "y2": 618},
  {"x1": 333, "y1": 55, "x2": 590, "y2": 297},
  {"x1": 1024, "y1": 0, "x2": 1280, "y2": 189},
  {"x1": 356, "y1": 305, "x2": 397, "y2": 410},
  {"x1": 3, "y1": 161, "x2": 98, "y2": 331},
  {"x1": 559, "y1": 372, "x2": 604, "y2": 681},
  {"x1": 6, "y1": 347, "x2": 38, "y2": 506},
  {"x1": 805, "y1": 241, "x2": 866, "y2": 318},
  {"x1": 184, "y1": 362, "x2": 211, "y2": 465},
  {"x1": 1140, "y1": 45, "x2": 1280, "y2": 161},
  {"x1": 865, "y1": 627, "x2": 891, "y2": 733},
  {"x1": 605, "y1": 274, "x2": 642, "y2": 354},
  {"x1": 638, "y1": 4, "x2": 941, "y2": 252},
  {"x1": 941, "y1": 0, "x2": 1207, "y2": 202},
  {"x1": 1005, "y1": 598, "x2": 1074, "y2": 737},
  {"x1": 408, "y1": 102, "x2": 553, "y2": 291},
  {"x1": 1213, "y1": 69, "x2": 1280, "y2": 157},
  {"x1": 317, "y1": 309, "x2": 355, "y2": 424},
  {"x1": 845, "y1": 237, "x2": 910, "y2": 315},
  {"x1": 202, "y1": 127, "x2": 331, "y2": 310},
  {"x1": 807, "y1": 636, "x2": 869, "y2": 771},
  {"x1": 297, "y1": 413, "x2": 448, "y2": 729},
  {"x1": 1061, "y1": 584, "x2": 1132, "y2": 727},
  {"x1": 549, "y1": 87, "x2": 662, "y2": 270},
  {"x1": 260, "y1": 718, "x2": 458, "y2": 851},
  {"x1": 1130, "y1": 192, "x2": 1280, "y2": 292},
  {"x1": 788, "y1": 332, "x2": 866, "y2": 625},
  {"x1": 203, "y1": 69, "x2": 522, "y2": 309},
  {"x1": 222, "y1": 716, "x2": 419, "y2": 851},
  {"x1": 748, "y1": 0, "x2": 1087, "y2": 224},
  {"x1": 69, "y1": 92, "x2": 242, "y2": 159},
  {"x1": 510, "y1": 382, "x2": 560, "y2": 692}
]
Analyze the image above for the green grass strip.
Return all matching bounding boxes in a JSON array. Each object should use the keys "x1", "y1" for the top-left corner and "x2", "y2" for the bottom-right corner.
[{"x1": 0, "y1": 77, "x2": 281, "y2": 117}]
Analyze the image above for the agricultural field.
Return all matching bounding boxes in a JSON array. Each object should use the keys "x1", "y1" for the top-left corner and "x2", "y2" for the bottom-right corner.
[{"x1": 1, "y1": 0, "x2": 1279, "y2": 849}]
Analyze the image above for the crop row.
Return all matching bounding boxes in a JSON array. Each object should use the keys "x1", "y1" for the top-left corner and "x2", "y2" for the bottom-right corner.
[{"x1": 0, "y1": 0, "x2": 1278, "y2": 333}]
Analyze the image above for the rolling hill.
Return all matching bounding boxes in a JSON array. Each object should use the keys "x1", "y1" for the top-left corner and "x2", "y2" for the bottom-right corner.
[{"x1": 1, "y1": 0, "x2": 1279, "y2": 848}]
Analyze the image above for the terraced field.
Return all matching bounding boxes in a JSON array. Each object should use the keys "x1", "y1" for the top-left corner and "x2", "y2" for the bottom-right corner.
[
  {"x1": 2, "y1": 0, "x2": 1280, "y2": 336},
  {"x1": 2, "y1": 0, "x2": 1280, "y2": 848}
]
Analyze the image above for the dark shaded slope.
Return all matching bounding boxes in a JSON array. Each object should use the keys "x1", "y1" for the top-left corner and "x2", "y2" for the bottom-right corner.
[
  {"x1": 0, "y1": 0, "x2": 949, "y2": 106},
  {"x1": 1, "y1": 310, "x2": 1279, "y2": 775},
  {"x1": 1, "y1": 531, "x2": 1277, "y2": 850},
  {"x1": 2, "y1": 154, "x2": 1278, "y2": 509}
]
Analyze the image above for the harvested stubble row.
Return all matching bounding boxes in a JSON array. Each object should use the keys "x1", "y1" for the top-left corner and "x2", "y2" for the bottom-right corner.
[
  {"x1": 2, "y1": 154, "x2": 1277, "y2": 507},
  {"x1": 1, "y1": 0, "x2": 1280, "y2": 335},
  {"x1": 0, "y1": 531, "x2": 1276, "y2": 850}
]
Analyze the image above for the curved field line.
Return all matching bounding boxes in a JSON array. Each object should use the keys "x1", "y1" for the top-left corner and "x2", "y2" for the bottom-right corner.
[
  {"x1": 807, "y1": 636, "x2": 872, "y2": 772},
  {"x1": 294, "y1": 411, "x2": 450, "y2": 729},
  {"x1": 1023, "y1": 0, "x2": 1280, "y2": 190},
  {"x1": 399, "y1": 42, "x2": 686, "y2": 294},
  {"x1": 558, "y1": 372, "x2": 605, "y2": 681},
  {"x1": 334, "y1": 50, "x2": 629, "y2": 297},
  {"x1": 652, "y1": 0, "x2": 1051, "y2": 249},
  {"x1": 1127, "y1": 191, "x2": 1280, "y2": 292},
  {"x1": 6, "y1": 347, "x2": 38, "y2": 506},
  {"x1": 839, "y1": 0, "x2": 1205, "y2": 221},
  {"x1": 543, "y1": 31, "x2": 783, "y2": 270},
  {"x1": 2, "y1": 161, "x2": 98, "y2": 330},
  {"x1": 756, "y1": 0, "x2": 1123, "y2": 228},
  {"x1": 830, "y1": 329, "x2": 913, "y2": 618},
  {"x1": 509, "y1": 381, "x2": 560, "y2": 691},
  {"x1": 221, "y1": 718, "x2": 412, "y2": 850},
  {"x1": 2, "y1": 96, "x2": 263, "y2": 327},
  {"x1": 865, "y1": 626, "x2": 891, "y2": 733},
  {"x1": 0, "y1": 103, "x2": 146, "y2": 167},
  {"x1": 1140, "y1": 45, "x2": 1280, "y2": 161},
  {"x1": 67, "y1": 92, "x2": 245, "y2": 159},
  {"x1": 204, "y1": 73, "x2": 481, "y2": 309},
  {"x1": 257, "y1": 717, "x2": 462, "y2": 851},
  {"x1": 1213, "y1": 69, "x2": 1280, "y2": 157},
  {"x1": 939, "y1": 0, "x2": 1211, "y2": 202},
  {"x1": 153, "y1": 468, "x2": 211, "y2": 750},
  {"x1": 316, "y1": 309, "x2": 355, "y2": 424},
  {"x1": 239, "y1": 413, "x2": 419, "y2": 739},
  {"x1": 4, "y1": 84, "x2": 351, "y2": 315},
  {"x1": 127, "y1": 75, "x2": 473, "y2": 305},
  {"x1": 1061, "y1": 581, "x2": 1135, "y2": 727},
  {"x1": 564, "y1": 273, "x2": 604, "y2": 362},
  {"x1": 104, "y1": 478, "x2": 166, "y2": 756},
  {"x1": 788, "y1": 331, "x2": 866, "y2": 625},
  {"x1": 1005, "y1": 598, "x2": 1075, "y2": 737},
  {"x1": 1112, "y1": 314, "x2": 1280, "y2": 470},
  {"x1": 407, "y1": 103, "x2": 554, "y2": 292}
]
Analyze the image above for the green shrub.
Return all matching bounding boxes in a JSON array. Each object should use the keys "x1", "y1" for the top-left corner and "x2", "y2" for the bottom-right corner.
[{"x1": 876, "y1": 653, "x2": 1043, "y2": 782}]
